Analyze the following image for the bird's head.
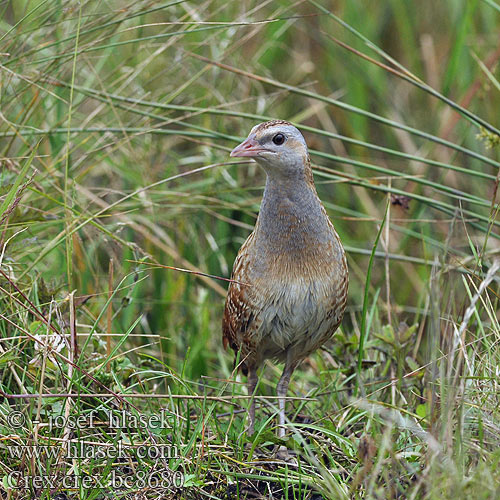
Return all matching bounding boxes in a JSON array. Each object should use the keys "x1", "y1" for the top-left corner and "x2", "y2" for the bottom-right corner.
[{"x1": 230, "y1": 121, "x2": 310, "y2": 180}]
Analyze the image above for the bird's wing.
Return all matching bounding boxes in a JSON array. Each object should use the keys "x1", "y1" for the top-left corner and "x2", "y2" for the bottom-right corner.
[{"x1": 222, "y1": 232, "x2": 256, "y2": 354}]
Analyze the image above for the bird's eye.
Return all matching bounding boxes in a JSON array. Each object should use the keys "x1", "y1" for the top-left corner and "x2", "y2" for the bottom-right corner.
[{"x1": 272, "y1": 133, "x2": 285, "y2": 145}]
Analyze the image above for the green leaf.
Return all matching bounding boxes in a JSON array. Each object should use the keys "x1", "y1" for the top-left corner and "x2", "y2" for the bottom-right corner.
[
  {"x1": 0, "y1": 350, "x2": 17, "y2": 366},
  {"x1": 416, "y1": 403, "x2": 428, "y2": 420},
  {"x1": 374, "y1": 324, "x2": 396, "y2": 347}
]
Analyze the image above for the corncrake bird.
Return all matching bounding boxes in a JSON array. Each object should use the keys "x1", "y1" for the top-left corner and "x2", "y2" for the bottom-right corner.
[{"x1": 223, "y1": 120, "x2": 348, "y2": 437}]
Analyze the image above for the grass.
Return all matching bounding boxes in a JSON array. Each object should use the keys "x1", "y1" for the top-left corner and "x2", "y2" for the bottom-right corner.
[{"x1": 0, "y1": 0, "x2": 499, "y2": 498}]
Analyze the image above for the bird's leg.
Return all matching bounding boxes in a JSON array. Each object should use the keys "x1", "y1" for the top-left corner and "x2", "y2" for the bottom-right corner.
[
  {"x1": 246, "y1": 367, "x2": 258, "y2": 435},
  {"x1": 276, "y1": 360, "x2": 296, "y2": 438}
]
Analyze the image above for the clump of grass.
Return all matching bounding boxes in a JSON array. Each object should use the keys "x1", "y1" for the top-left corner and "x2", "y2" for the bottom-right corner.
[{"x1": 0, "y1": 1, "x2": 499, "y2": 499}]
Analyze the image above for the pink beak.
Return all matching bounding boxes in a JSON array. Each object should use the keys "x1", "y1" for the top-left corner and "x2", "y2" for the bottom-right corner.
[{"x1": 230, "y1": 135, "x2": 266, "y2": 157}]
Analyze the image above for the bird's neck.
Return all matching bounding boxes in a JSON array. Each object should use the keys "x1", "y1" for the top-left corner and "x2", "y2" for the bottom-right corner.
[{"x1": 254, "y1": 171, "x2": 332, "y2": 253}]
